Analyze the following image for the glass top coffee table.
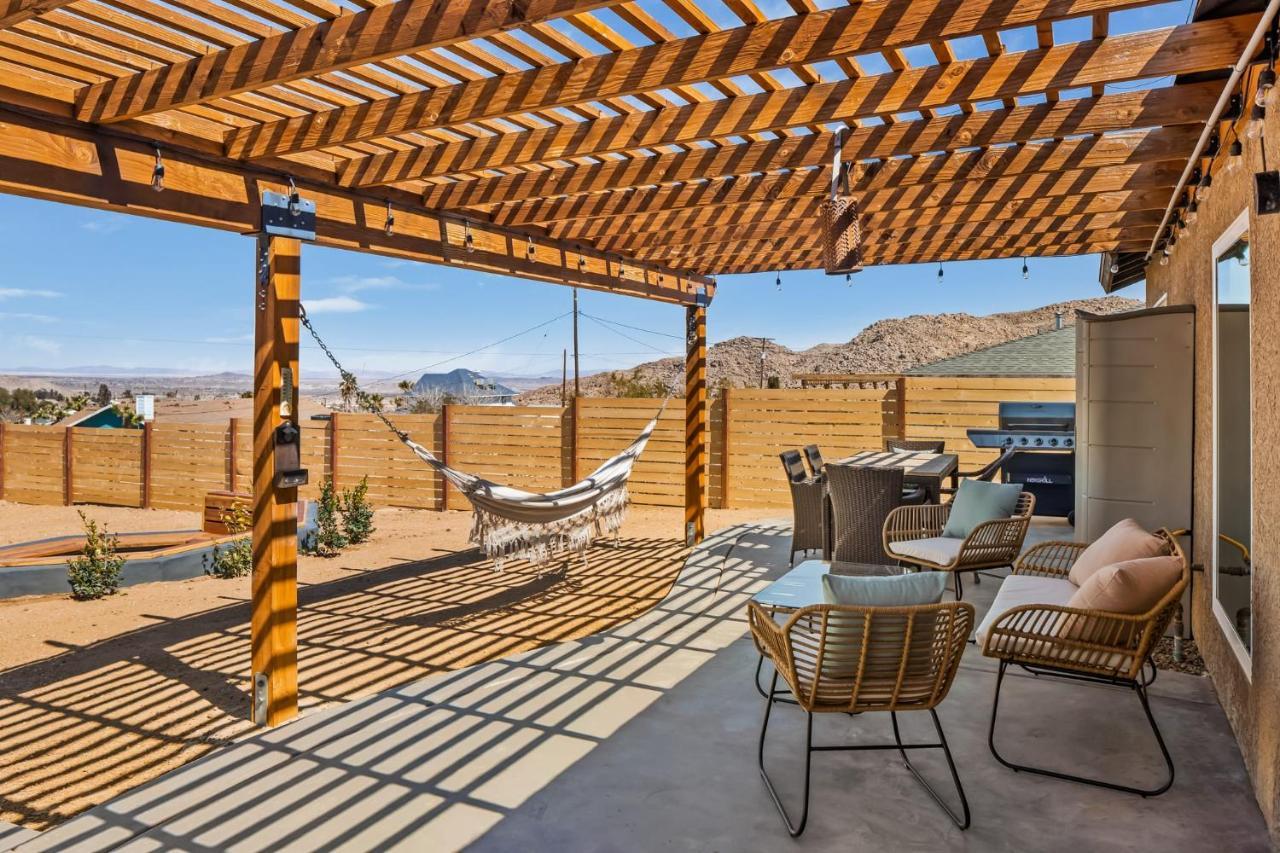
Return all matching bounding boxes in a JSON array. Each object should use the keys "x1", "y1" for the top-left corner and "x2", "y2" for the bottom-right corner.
[{"x1": 752, "y1": 559, "x2": 904, "y2": 613}]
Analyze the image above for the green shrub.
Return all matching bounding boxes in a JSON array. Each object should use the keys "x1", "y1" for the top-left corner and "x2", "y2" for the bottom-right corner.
[
  {"x1": 67, "y1": 511, "x2": 125, "y2": 600},
  {"x1": 306, "y1": 478, "x2": 347, "y2": 557},
  {"x1": 205, "y1": 502, "x2": 252, "y2": 579},
  {"x1": 340, "y1": 476, "x2": 376, "y2": 545}
]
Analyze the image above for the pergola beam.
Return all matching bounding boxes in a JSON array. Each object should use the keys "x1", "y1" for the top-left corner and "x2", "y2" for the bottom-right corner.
[
  {"x1": 0, "y1": 107, "x2": 711, "y2": 303},
  {"x1": 338, "y1": 18, "x2": 1253, "y2": 187},
  {"x1": 0, "y1": 0, "x2": 75, "y2": 30},
  {"x1": 74, "y1": 0, "x2": 616, "y2": 124},
  {"x1": 418, "y1": 83, "x2": 1217, "y2": 210},
  {"x1": 225, "y1": 0, "x2": 1162, "y2": 160}
]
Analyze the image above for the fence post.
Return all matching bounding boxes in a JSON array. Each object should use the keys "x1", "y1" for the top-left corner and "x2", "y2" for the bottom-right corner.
[
  {"x1": 721, "y1": 387, "x2": 731, "y2": 509},
  {"x1": 895, "y1": 376, "x2": 908, "y2": 442},
  {"x1": 63, "y1": 427, "x2": 74, "y2": 506},
  {"x1": 0, "y1": 421, "x2": 6, "y2": 502},
  {"x1": 440, "y1": 404, "x2": 450, "y2": 511},
  {"x1": 328, "y1": 412, "x2": 339, "y2": 489},
  {"x1": 228, "y1": 417, "x2": 239, "y2": 492},
  {"x1": 570, "y1": 395, "x2": 580, "y2": 483},
  {"x1": 142, "y1": 421, "x2": 152, "y2": 508}
]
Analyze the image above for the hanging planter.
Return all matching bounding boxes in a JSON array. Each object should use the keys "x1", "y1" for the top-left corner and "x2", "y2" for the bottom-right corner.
[{"x1": 821, "y1": 127, "x2": 864, "y2": 275}]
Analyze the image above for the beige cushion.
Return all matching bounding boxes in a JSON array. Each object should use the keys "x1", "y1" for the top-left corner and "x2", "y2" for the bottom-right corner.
[
  {"x1": 888, "y1": 536, "x2": 963, "y2": 567},
  {"x1": 1068, "y1": 518, "x2": 1166, "y2": 586},
  {"x1": 1066, "y1": 556, "x2": 1183, "y2": 616},
  {"x1": 976, "y1": 574, "x2": 1076, "y2": 648}
]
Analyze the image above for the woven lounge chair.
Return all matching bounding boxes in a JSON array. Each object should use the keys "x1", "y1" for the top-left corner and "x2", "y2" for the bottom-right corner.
[
  {"x1": 826, "y1": 464, "x2": 903, "y2": 565},
  {"x1": 781, "y1": 450, "x2": 825, "y2": 566},
  {"x1": 882, "y1": 492, "x2": 1035, "y2": 599},
  {"x1": 978, "y1": 529, "x2": 1189, "y2": 796},
  {"x1": 748, "y1": 598, "x2": 974, "y2": 835}
]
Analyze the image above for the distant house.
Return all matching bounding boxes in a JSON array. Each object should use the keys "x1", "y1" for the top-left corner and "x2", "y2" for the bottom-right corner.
[{"x1": 905, "y1": 325, "x2": 1076, "y2": 378}]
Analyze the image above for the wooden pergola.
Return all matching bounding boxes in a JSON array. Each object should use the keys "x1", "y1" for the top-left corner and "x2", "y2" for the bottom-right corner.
[{"x1": 0, "y1": 0, "x2": 1254, "y2": 726}]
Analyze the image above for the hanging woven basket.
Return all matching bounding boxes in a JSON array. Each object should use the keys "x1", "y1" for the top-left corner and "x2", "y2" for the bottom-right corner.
[{"x1": 820, "y1": 194, "x2": 863, "y2": 275}]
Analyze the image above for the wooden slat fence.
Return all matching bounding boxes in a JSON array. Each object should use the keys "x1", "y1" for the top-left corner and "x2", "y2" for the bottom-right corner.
[{"x1": 0, "y1": 378, "x2": 1075, "y2": 514}]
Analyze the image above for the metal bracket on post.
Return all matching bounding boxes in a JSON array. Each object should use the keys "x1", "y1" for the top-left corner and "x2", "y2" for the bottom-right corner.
[
  {"x1": 261, "y1": 187, "x2": 316, "y2": 241},
  {"x1": 253, "y1": 672, "x2": 269, "y2": 725}
]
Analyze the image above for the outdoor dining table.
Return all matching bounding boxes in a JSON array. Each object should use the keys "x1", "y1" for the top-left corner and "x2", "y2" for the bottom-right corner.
[{"x1": 830, "y1": 449, "x2": 960, "y2": 504}]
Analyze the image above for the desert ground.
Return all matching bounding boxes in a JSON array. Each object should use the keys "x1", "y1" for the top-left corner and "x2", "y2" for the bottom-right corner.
[{"x1": 0, "y1": 500, "x2": 774, "y2": 830}]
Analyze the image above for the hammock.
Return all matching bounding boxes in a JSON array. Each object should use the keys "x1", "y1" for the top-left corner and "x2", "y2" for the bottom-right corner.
[
  {"x1": 300, "y1": 306, "x2": 667, "y2": 567},
  {"x1": 396, "y1": 408, "x2": 662, "y2": 566}
]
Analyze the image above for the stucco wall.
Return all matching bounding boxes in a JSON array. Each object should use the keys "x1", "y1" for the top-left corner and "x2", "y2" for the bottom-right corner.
[{"x1": 1144, "y1": 106, "x2": 1280, "y2": 840}]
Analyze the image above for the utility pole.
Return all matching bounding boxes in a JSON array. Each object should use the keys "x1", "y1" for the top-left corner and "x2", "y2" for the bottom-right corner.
[
  {"x1": 572, "y1": 287, "x2": 581, "y2": 398},
  {"x1": 758, "y1": 337, "x2": 774, "y2": 389},
  {"x1": 561, "y1": 348, "x2": 567, "y2": 406}
]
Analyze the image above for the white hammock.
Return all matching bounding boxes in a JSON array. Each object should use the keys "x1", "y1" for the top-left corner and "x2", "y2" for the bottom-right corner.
[{"x1": 396, "y1": 410, "x2": 661, "y2": 567}]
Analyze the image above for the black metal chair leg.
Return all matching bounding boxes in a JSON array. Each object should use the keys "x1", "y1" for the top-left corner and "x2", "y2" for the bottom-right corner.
[
  {"x1": 891, "y1": 711, "x2": 971, "y2": 829},
  {"x1": 988, "y1": 660, "x2": 1175, "y2": 796},
  {"x1": 953, "y1": 572, "x2": 963, "y2": 601},
  {"x1": 758, "y1": 671, "x2": 813, "y2": 837},
  {"x1": 754, "y1": 655, "x2": 798, "y2": 705}
]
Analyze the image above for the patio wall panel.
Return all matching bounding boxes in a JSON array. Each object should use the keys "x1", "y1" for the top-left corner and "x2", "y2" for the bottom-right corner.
[
  {"x1": 574, "y1": 398, "x2": 685, "y2": 507},
  {"x1": 0, "y1": 424, "x2": 66, "y2": 505},
  {"x1": 332, "y1": 413, "x2": 439, "y2": 510},
  {"x1": 68, "y1": 427, "x2": 143, "y2": 507}
]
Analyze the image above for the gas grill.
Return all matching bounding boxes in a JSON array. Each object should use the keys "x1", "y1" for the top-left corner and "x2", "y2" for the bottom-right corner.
[{"x1": 966, "y1": 402, "x2": 1076, "y2": 521}]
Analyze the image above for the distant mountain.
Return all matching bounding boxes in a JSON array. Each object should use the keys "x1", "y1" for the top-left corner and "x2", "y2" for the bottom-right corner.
[
  {"x1": 412, "y1": 368, "x2": 517, "y2": 401},
  {"x1": 518, "y1": 296, "x2": 1141, "y2": 403}
]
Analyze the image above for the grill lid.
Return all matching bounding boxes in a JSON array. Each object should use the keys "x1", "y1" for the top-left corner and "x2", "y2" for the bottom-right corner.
[{"x1": 997, "y1": 401, "x2": 1075, "y2": 433}]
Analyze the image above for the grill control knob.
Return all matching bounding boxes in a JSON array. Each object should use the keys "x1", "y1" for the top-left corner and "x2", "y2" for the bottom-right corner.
[
  {"x1": 1019, "y1": 437, "x2": 1029, "y2": 446},
  {"x1": 1065, "y1": 438, "x2": 1074, "y2": 448},
  {"x1": 1049, "y1": 438, "x2": 1058, "y2": 447},
  {"x1": 1034, "y1": 438, "x2": 1044, "y2": 446}
]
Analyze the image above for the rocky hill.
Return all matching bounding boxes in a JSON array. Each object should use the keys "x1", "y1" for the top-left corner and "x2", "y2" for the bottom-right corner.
[{"x1": 518, "y1": 296, "x2": 1139, "y2": 403}]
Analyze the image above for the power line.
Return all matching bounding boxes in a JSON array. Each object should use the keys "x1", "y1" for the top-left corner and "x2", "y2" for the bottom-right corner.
[{"x1": 580, "y1": 311, "x2": 684, "y2": 340}]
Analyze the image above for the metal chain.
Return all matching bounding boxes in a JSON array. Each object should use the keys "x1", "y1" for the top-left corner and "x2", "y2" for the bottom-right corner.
[{"x1": 298, "y1": 304, "x2": 409, "y2": 441}]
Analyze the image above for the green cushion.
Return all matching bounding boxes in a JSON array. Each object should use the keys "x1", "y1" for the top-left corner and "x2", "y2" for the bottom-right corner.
[
  {"x1": 821, "y1": 571, "x2": 947, "y2": 607},
  {"x1": 941, "y1": 478, "x2": 1022, "y2": 539}
]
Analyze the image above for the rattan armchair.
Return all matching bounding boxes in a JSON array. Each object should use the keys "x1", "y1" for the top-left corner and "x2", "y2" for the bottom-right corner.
[
  {"x1": 980, "y1": 529, "x2": 1188, "y2": 796},
  {"x1": 780, "y1": 450, "x2": 825, "y2": 565},
  {"x1": 748, "y1": 599, "x2": 974, "y2": 835},
  {"x1": 882, "y1": 492, "x2": 1035, "y2": 599}
]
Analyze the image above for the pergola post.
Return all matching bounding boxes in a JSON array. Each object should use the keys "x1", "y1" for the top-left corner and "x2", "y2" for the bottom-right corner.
[
  {"x1": 685, "y1": 304, "x2": 708, "y2": 545},
  {"x1": 250, "y1": 234, "x2": 301, "y2": 727}
]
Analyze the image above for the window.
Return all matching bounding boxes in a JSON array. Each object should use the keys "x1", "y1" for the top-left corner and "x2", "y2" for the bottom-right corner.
[{"x1": 1212, "y1": 209, "x2": 1252, "y2": 673}]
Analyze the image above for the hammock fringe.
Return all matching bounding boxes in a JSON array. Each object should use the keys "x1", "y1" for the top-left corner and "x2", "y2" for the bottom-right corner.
[{"x1": 469, "y1": 486, "x2": 630, "y2": 569}]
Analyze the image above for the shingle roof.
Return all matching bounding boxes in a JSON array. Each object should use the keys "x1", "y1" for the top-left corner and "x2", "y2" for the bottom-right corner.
[{"x1": 905, "y1": 326, "x2": 1075, "y2": 377}]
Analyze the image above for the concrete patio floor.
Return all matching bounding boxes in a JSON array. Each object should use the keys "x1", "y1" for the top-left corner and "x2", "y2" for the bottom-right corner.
[{"x1": 14, "y1": 521, "x2": 1270, "y2": 852}]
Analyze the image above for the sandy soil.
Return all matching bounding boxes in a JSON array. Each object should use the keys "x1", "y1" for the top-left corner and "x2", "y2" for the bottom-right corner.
[{"x1": 0, "y1": 501, "x2": 773, "y2": 830}]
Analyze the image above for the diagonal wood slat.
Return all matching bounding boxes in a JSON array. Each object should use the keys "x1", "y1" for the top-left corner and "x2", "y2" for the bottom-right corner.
[
  {"x1": 224, "y1": 0, "x2": 1162, "y2": 159},
  {"x1": 419, "y1": 83, "x2": 1216, "y2": 209},
  {"x1": 337, "y1": 18, "x2": 1253, "y2": 187},
  {"x1": 0, "y1": 0, "x2": 76, "y2": 31},
  {"x1": 74, "y1": 0, "x2": 617, "y2": 124}
]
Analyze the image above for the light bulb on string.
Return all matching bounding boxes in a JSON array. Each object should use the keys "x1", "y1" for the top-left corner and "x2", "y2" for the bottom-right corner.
[
  {"x1": 1247, "y1": 103, "x2": 1266, "y2": 141},
  {"x1": 1021, "y1": 257, "x2": 1029, "y2": 280},
  {"x1": 526, "y1": 237, "x2": 535, "y2": 260},
  {"x1": 287, "y1": 177, "x2": 301, "y2": 217},
  {"x1": 845, "y1": 272, "x2": 852, "y2": 287},
  {"x1": 1186, "y1": 199, "x2": 1199, "y2": 224},
  {"x1": 463, "y1": 221, "x2": 475, "y2": 253},
  {"x1": 384, "y1": 201, "x2": 395, "y2": 237},
  {"x1": 1198, "y1": 172, "x2": 1213, "y2": 201},
  {"x1": 775, "y1": 273, "x2": 782, "y2": 292},
  {"x1": 150, "y1": 147, "x2": 165, "y2": 193},
  {"x1": 1256, "y1": 67, "x2": 1275, "y2": 108},
  {"x1": 1224, "y1": 139, "x2": 1243, "y2": 173},
  {"x1": 936, "y1": 262, "x2": 944, "y2": 284}
]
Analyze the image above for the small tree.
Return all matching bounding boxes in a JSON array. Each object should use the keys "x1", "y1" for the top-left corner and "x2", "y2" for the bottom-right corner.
[
  {"x1": 340, "y1": 476, "x2": 376, "y2": 545},
  {"x1": 306, "y1": 479, "x2": 347, "y2": 557},
  {"x1": 95, "y1": 383, "x2": 112, "y2": 407},
  {"x1": 67, "y1": 511, "x2": 125, "y2": 600},
  {"x1": 205, "y1": 502, "x2": 252, "y2": 579}
]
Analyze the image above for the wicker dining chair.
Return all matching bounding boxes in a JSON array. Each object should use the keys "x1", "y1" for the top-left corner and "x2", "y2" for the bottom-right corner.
[
  {"x1": 826, "y1": 464, "x2": 903, "y2": 565},
  {"x1": 780, "y1": 450, "x2": 825, "y2": 565},
  {"x1": 882, "y1": 492, "x2": 1035, "y2": 599},
  {"x1": 884, "y1": 438, "x2": 945, "y2": 454},
  {"x1": 748, "y1": 599, "x2": 974, "y2": 836},
  {"x1": 980, "y1": 529, "x2": 1189, "y2": 796},
  {"x1": 802, "y1": 444, "x2": 824, "y2": 479}
]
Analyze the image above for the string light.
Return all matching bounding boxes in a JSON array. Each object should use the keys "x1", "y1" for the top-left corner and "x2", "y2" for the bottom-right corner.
[
  {"x1": 1186, "y1": 199, "x2": 1199, "y2": 223},
  {"x1": 150, "y1": 147, "x2": 165, "y2": 193},
  {"x1": 845, "y1": 272, "x2": 852, "y2": 287},
  {"x1": 383, "y1": 201, "x2": 395, "y2": 237},
  {"x1": 1224, "y1": 138, "x2": 1244, "y2": 173},
  {"x1": 1021, "y1": 257, "x2": 1029, "y2": 280},
  {"x1": 775, "y1": 272, "x2": 782, "y2": 291},
  {"x1": 1159, "y1": 245, "x2": 1171, "y2": 266},
  {"x1": 526, "y1": 237, "x2": 535, "y2": 260},
  {"x1": 1256, "y1": 67, "x2": 1275, "y2": 108},
  {"x1": 578, "y1": 253, "x2": 586, "y2": 272},
  {"x1": 1247, "y1": 103, "x2": 1265, "y2": 140},
  {"x1": 287, "y1": 177, "x2": 301, "y2": 216},
  {"x1": 463, "y1": 221, "x2": 475, "y2": 254},
  {"x1": 1198, "y1": 172, "x2": 1213, "y2": 201},
  {"x1": 936, "y1": 262, "x2": 944, "y2": 284},
  {"x1": 1109, "y1": 260, "x2": 1121, "y2": 274}
]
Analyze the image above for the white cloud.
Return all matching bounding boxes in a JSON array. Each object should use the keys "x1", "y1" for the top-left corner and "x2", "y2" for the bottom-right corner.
[
  {"x1": 325, "y1": 274, "x2": 438, "y2": 293},
  {"x1": 18, "y1": 335, "x2": 61, "y2": 355},
  {"x1": 81, "y1": 218, "x2": 125, "y2": 234},
  {"x1": 305, "y1": 296, "x2": 369, "y2": 314},
  {"x1": 0, "y1": 312, "x2": 57, "y2": 323},
  {"x1": 0, "y1": 288, "x2": 61, "y2": 300}
]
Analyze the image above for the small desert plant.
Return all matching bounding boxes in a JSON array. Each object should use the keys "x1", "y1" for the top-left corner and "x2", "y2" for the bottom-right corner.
[
  {"x1": 206, "y1": 502, "x2": 252, "y2": 579},
  {"x1": 339, "y1": 476, "x2": 376, "y2": 545},
  {"x1": 67, "y1": 511, "x2": 125, "y2": 600},
  {"x1": 306, "y1": 478, "x2": 347, "y2": 557}
]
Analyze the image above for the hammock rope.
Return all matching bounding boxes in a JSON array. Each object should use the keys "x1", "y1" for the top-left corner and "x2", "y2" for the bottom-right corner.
[{"x1": 299, "y1": 305, "x2": 674, "y2": 567}]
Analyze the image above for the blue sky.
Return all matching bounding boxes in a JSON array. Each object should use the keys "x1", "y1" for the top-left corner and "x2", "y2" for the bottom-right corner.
[{"x1": 0, "y1": 0, "x2": 1191, "y2": 379}]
